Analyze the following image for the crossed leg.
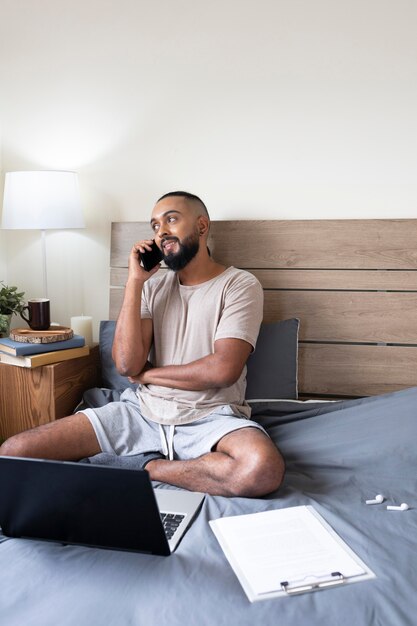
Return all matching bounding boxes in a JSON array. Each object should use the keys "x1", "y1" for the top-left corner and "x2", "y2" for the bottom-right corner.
[
  {"x1": 0, "y1": 413, "x2": 101, "y2": 461},
  {"x1": 146, "y1": 428, "x2": 284, "y2": 497},
  {"x1": 0, "y1": 415, "x2": 285, "y2": 497}
]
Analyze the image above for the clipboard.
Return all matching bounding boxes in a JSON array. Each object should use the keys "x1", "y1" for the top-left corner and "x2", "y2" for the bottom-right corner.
[{"x1": 209, "y1": 505, "x2": 375, "y2": 602}]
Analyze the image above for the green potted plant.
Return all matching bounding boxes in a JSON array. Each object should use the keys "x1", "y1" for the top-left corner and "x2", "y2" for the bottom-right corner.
[{"x1": 0, "y1": 281, "x2": 26, "y2": 337}]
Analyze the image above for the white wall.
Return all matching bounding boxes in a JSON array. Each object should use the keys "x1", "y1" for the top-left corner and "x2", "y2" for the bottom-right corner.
[
  {"x1": 0, "y1": 124, "x2": 6, "y2": 286},
  {"x1": 0, "y1": 0, "x2": 416, "y2": 336}
]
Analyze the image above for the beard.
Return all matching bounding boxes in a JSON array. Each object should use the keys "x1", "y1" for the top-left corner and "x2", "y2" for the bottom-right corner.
[{"x1": 163, "y1": 230, "x2": 200, "y2": 271}]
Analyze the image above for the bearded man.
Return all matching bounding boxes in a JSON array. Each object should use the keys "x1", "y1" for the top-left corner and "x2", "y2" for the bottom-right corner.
[{"x1": 0, "y1": 192, "x2": 284, "y2": 497}]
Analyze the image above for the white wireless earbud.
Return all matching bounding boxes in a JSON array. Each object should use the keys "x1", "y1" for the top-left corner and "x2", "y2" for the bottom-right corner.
[
  {"x1": 386, "y1": 503, "x2": 409, "y2": 511},
  {"x1": 365, "y1": 494, "x2": 385, "y2": 505}
]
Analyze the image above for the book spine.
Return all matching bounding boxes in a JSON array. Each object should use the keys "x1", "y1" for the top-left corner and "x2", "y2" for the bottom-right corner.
[
  {"x1": 0, "y1": 335, "x2": 85, "y2": 356},
  {"x1": 0, "y1": 346, "x2": 90, "y2": 368}
]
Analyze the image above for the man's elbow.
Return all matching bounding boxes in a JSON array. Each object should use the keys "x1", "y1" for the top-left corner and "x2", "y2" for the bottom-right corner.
[
  {"x1": 214, "y1": 364, "x2": 243, "y2": 388},
  {"x1": 112, "y1": 353, "x2": 141, "y2": 378},
  {"x1": 116, "y1": 364, "x2": 138, "y2": 378}
]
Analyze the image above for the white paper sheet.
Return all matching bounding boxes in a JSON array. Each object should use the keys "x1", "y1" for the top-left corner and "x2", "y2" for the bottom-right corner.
[{"x1": 210, "y1": 505, "x2": 375, "y2": 601}]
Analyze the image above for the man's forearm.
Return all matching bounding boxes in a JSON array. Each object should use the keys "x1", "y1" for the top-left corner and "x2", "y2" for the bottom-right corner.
[
  {"x1": 135, "y1": 350, "x2": 242, "y2": 391},
  {"x1": 112, "y1": 278, "x2": 148, "y2": 376},
  {"x1": 138, "y1": 360, "x2": 225, "y2": 391}
]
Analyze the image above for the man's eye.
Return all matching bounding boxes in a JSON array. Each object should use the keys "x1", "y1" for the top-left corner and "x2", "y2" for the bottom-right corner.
[
  {"x1": 168, "y1": 216, "x2": 176, "y2": 223},
  {"x1": 152, "y1": 224, "x2": 159, "y2": 231}
]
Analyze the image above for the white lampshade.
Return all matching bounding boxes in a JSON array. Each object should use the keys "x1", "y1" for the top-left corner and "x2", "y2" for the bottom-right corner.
[
  {"x1": 2, "y1": 170, "x2": 84, "y2": 299},
  {"x1": 2, "y1": 170, "x2": 84, "y2": 230}
]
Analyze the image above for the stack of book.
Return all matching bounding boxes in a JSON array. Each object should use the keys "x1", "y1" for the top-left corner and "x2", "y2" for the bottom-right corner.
[{"x1": 0, "y1": 335, "x2": 88, "y2": 368}]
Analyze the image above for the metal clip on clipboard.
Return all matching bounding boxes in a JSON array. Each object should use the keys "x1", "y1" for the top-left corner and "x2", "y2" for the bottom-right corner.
[{"x1": 280, "y1": 571, "x2": 345, "y2": 596}]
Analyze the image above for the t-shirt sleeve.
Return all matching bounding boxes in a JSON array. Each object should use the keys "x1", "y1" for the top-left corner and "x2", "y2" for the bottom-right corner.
[
  {"x1": 141, "y1": 282, "x2": 152, "y2": 319},
  {"x1": 214, "y1": 273, "x2": 264, "y2": 350}
]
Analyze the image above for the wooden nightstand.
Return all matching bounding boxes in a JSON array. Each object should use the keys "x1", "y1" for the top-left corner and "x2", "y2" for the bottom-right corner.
[{"x1": 0, "y1": 345, "x2": 101, "y2": 440}]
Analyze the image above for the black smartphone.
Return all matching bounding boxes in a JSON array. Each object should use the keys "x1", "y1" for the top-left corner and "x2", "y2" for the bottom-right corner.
[{"x1": 139, "y1": 240, "x2": 163, "y2": 272}]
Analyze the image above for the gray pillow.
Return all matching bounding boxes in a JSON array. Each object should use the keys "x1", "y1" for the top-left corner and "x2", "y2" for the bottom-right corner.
[
  {"x1": 99, "y1": 320, "x2": 137, "y2": 391},
  {"x1": 99, "y1": 317, "x2": 299, "y2": 399},
  {"x1": 245, "y1": 318, "x2": 299, "y2": 400}
]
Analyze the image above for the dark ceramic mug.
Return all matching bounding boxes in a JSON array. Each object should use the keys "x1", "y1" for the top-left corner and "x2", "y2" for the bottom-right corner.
[{"x1": 20, "y1": 299, "x2": 51, "y2": 331}]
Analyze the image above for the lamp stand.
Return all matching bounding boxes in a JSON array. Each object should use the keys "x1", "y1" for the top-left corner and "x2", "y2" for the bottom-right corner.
[{"x1": 41, "y1": 229, "x2": 48, "y2": 299}]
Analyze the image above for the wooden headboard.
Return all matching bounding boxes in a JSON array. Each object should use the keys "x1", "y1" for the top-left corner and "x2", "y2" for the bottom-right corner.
[{"x1": 110, "y1": 219, "x2": 417, "y2": 399}]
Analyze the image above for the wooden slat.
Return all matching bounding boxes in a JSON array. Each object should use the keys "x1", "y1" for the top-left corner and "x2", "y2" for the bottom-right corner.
[
  {"x1": 111, "y1": 267, "x2": 168, "y2": 287},
  {"x1": 111, "y1": 222, "x2": 154, "y2": 266},
  {"x1": 298, "y1": 344, "x2": 417, "y2": 397},
  {"x1": 208, "y1": 220, "x2": 417, "y2": 269},
  {"x1": 111, "y1": 268, "x2": 127, "y2": 286},
  {"x1": 110, "y1": 288, "x2": 124, "y2": 320},
  {"x1": 111, "y1": 219, "x2": 417, "y2": 270},
  {"x1": 111, "y1": 267, "x2": 417, "y2": 291},
  {"x1": 263, "y1": 291, "x2": 417, "y2": 343},
  {"x1": 250, "y1": 269, "x2": 417, "y2": 291}
]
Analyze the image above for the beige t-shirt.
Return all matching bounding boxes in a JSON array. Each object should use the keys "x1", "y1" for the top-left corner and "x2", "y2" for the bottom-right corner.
[{"x1": 137, "y1": 266, "x2": 264, "y2": 425}]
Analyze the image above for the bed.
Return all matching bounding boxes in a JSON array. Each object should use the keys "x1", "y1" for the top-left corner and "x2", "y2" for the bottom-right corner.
[{"x1": 1, "y1": 219, "x2": 417, "y2": 625}]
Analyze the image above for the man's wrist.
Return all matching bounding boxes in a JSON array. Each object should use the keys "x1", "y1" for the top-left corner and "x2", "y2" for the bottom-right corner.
[
  {"x1": 139, "y1": 367, "x2": 151, "y2": 384},
  {"x1": 125, "y1": 276, "x2": 146, "y2": 289}
]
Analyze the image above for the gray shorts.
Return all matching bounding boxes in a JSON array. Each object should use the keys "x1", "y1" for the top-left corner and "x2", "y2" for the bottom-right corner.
[{"x1": 81, "y1": 388, "x2": 267, "y2": 461}]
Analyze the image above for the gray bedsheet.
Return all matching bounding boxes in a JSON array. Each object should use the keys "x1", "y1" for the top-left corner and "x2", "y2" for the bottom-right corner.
[{"x1": 1, "y1": 387, "x2": 416, "y2": 626}]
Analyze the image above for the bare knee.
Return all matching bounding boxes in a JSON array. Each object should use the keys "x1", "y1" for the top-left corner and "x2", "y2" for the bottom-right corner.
[
  {"x1": 216, "y1": 429, "x2": 285, "y2": 498},
  {"x1": 0, "y1": 434, "x2": 31, "y2": 458},
  {"x1": 231, "y1": 447, "x2": 285, "y2": 498}
]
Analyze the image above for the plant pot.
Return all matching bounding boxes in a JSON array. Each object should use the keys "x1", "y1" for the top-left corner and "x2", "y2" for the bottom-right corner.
[{"x1": 0, "y1": 313, "x2": 12, "y2": 338}]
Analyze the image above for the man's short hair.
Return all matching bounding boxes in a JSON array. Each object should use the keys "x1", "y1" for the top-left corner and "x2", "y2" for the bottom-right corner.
[{"x1": 156, "y1": 191, "x2": 210, "y2": 220}]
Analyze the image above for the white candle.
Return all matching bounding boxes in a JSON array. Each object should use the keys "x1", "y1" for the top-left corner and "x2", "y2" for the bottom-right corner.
[{"x1": 70, "y1": 315, "x2": 93, "y2": 346}]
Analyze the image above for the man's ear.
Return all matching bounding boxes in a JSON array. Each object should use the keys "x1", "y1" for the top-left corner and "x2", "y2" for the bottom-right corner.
[{"x1": 198, "y1": 216, "x2": 209, "y2": 236}]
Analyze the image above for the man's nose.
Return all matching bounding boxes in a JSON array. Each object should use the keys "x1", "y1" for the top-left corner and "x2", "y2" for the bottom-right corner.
[{"x1": 156, "y1": 224, "x2": 170, "y2": 240}]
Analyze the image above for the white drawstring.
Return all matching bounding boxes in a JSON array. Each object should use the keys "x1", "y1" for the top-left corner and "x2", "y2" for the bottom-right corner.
[
  {"x1": 168, "y1": 424, "x2": 175, "y2": 460},
  {"x1": 158, "y1": 423, "x2": 175, "y2": 460}
]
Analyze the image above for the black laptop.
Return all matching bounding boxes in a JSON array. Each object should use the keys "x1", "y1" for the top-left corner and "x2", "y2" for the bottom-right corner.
[{"x1": 0, "y1": 457, "x2": 204, "y2": 555}]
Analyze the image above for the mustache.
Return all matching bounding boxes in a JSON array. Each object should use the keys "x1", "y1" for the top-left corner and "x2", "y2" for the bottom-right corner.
[{"x1": 161, "y1": 237, "x2": 179, "y2": 248}]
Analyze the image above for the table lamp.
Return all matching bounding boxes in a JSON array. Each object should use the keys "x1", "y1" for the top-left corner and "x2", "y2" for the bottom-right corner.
[{"x1": 1, "y1": 170, "x2": 84, "y2": 298}]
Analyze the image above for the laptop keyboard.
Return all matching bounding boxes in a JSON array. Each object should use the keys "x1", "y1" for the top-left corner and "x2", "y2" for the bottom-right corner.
[{"x1": 160, "y1": 512, "x2": 185, "y2": 540}]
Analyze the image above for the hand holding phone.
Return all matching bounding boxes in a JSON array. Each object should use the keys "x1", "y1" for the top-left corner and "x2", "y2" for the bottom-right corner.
[{"x1": 139, "y1": 240, "x2": 163, "y2": 272}]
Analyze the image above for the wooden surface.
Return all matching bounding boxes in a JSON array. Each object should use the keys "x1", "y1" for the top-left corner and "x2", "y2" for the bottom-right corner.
[
  {"x1": 0, "y1": 345, "x2": 101, "y2": 439},
  {"x1": 299, "y1": 344, "x2": 417, "y2": 397},
  {"x1": 110, "y1": 219, "x2": 417, "y2": 398},
  {"x1": 111, "y1": 219, "x2": 417, "y2": 269},
  {"x1": 10, "y1": 326, "x2": 73, "y2": 343}
]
